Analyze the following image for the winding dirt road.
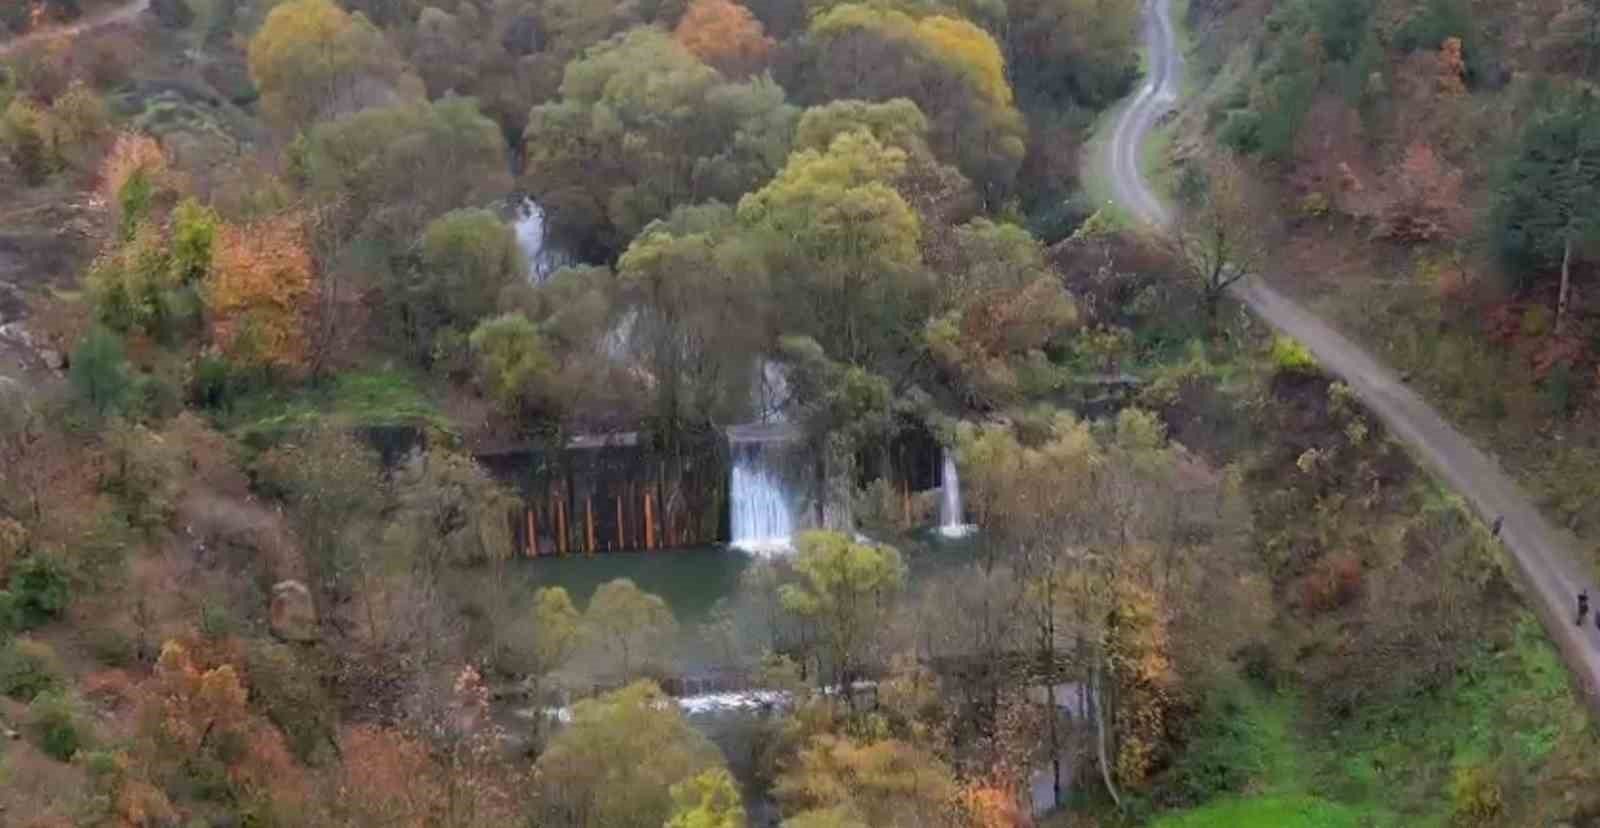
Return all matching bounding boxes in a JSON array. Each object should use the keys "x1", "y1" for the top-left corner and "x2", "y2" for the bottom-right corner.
[
  {"x1": 1106, "y1": 0, "x2": 1600, "y2": 710},
  {"x1": 0, "y1": 0, "x2": 149, "y2": 58}
]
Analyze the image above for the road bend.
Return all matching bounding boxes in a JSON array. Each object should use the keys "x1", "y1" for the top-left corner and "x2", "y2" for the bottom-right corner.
[{"x1": 1104, "y1": 0, "x2": 1600, "y2": 710}]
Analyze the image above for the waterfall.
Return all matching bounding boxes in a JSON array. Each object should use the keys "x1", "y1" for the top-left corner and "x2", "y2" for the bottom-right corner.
[
  {"x1": 513, "y1": 197, "x2": 568, "y2": 282},
  {"x1": 939, "y1": 447, "x2": 975, "y2": 538},
  {"x1": 729, "y1": 441, "x2": 794, "y2": 556}
]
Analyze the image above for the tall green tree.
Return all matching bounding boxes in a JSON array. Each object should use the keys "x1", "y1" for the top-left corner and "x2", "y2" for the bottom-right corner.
[
  {"x1": 1493, "y1": 90, "x2": 1600, "y2": 333},
  {"x1": 307, "y1": 95, "x2": 511, "y2": 246},
  {"x1": 522, "y1": 28, "x2": 796, "y2": 255},
  {"x1": 533, "y1": 681, "x2": 728, "y2": 827},
  {"x1": 469, "y1": 312, "x2": 560, "y2": 423},
  {"x1": 1164, "y1": 154, "x2": 1270, "y2": 331},
  {"x1": 256, "y1": 427, "x2": 385, "y2": 612},
  {"x1": 247, "y1": 0, "x2": 419, "y2": 131},
  {"x1": 738, "y1": 130, "x2": 927, "y2": 367},
  {"x1": 68, "y1": 327, "x2": 131, "y2": 417},
  {"x1": 584, "y1": 578, "x2": 678, "y2": 679},
  {"x1": 617, "y1": 204, "x2": 770, "y2": 436},
  {"x1": 1004, "y1": 0, "x2": 1139, "y2": 109},
  {"x1": 388, "y1": 447, "x2": 517, "y2": 578},
  {"x1": 409, "y1": 208, "x2": 524, "y2": 365},
  {"x1": 780, "y1": 531, "x2": 906, "y2": 691}
]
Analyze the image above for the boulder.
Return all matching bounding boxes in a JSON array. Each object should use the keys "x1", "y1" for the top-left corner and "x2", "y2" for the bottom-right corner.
[{"x1": 269, "y1": 580, "x2": 318, "y2": 642}]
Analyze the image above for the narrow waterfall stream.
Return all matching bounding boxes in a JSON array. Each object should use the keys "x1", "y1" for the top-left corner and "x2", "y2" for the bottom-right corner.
[
  {"x1": 939, "y1": 447, "x2": 975, "y2": 538},
  {"x1": 512, "y1": 196, "x2": 569, "y2": 282}
]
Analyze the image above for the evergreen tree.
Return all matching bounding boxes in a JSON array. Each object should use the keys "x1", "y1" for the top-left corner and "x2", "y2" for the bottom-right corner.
[{"x1": 1494, "y1": 90, "x2": 1600, "y2": 332}]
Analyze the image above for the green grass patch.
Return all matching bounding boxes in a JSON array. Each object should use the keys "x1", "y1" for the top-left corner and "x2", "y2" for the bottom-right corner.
[
  {"x1": 1140, "y1": 117, "x2": 1180, "y2": 204},
  {"x1": 1150, "y1": 794, "x2": 1366, "y2": 828},
  {"x1": 224, "y1": 369, "x2": 453, "y2": 444},
  {"x1": 1147, "y1": 617, "x2": 1593, "y2": 828}
]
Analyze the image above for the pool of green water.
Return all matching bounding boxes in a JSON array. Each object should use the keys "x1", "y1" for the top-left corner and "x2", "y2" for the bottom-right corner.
[
  {"x1": 502, "y1": 530, "x2": 982, "y2": 623},
  {"x1": 505, "y1": 545, "x2": 754, "y2": 623}
]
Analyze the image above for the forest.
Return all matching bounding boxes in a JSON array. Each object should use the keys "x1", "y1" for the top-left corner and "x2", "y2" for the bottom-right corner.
[{"x1": 0, "y1": 0, "x2": 1597, "y2": 826}]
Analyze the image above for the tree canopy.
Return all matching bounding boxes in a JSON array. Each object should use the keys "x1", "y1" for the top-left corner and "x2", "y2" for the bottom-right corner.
[
  {"x1": 247, "y1": 0, "x2": 419, "y2": 131},
  {"x1": 533, "y1": 681, "x2": 729, "y2": 827},
  {"x1": 523, "y1": 27, "x2": 797, "y2": 256},
  {"x1": 805, "y1": 4, "x2": 1027, "y2": 197}
]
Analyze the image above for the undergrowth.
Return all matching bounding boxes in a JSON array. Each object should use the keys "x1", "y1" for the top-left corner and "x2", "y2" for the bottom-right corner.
[{"x1": 1147, "y1": 613, "x2": 1596, "y2": 826}]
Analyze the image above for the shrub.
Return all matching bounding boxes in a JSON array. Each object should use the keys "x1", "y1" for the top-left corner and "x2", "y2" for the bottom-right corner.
[
  {"x1": 1450, "y1": 763, "x2": 1503, "y2": 823},
  {"x1": 0, "y1": 637, "x2": 65, "y2": 700},
  {"x1": 1298, "y1": 553, "x2": 1363, "y2": 611},
  {"x1": 26, "y1": 690, "x2": 88, "y2": 761},
  {"x1": 1258, "y1": 69, "x2": 1316, "y2": 160},
  {"x1": 1268, "y1": 336, "x2": 1318, "y2": 376},
  {"x1": 0, "y1": 591, "x2": 19, "y2": 634},
  {"x1": 101, "y1": 421, "x2": 181, "y2": 533},
  {"x1": 132, "y1": 367, "x2": 187, "y2": 421},
  {"x1": 197, "y1": 599, "x2": 235, "y2": 639},
  {"x1": 69, "y1": 326, "x2": 132, "y2": 417},
  {"x1": 1307, "y1": 0, "x2": 1374, "y2": 62},
  {"x1": 45, "y1": 82, "x2": 109, "y2": 171},
  {"x1": 86, "y1": 625, "x2": 137, "y2": 668},
  {"x1": 191, "y1": 353, "x2": 243, "y2": 411},
  {"x1": 1159, "y1": 685, "x2": 1262, "y2": 805},
  {"x1": 0, "y1": 99, "x2": 54, "y2": 185},
  {"x1": 245, "y1": 642, "x2": 336, "y2": 764},
  {"x1": 1394, "y1": 0, "x2": 1496, "y2": 86},
  {"x1": 8, "y1": 552, "x2": 72, "y2": 628},
  {"x1": 0, "y1": 516, "x2": 24, "y2": 576},
  {"x1": 1217, "y1": 109, "x2": 1262, "y2": 154},
  {"x1": 1026, "y1": 196, "x2": 1096, "y2": 246},
  {"x1": 1298, "y1": 192, "x2": 1330, "y2": 219}
]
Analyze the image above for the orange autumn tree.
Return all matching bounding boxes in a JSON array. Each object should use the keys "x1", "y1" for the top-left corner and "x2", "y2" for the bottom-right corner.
[
  {"x1": 207, "y1": 212, "x2": 314, "y2": 371},
  {"x1": 142, "y1": 640, "x2": 307, "y2": 813},
  {"x1": 334, "y1": 724, "x2": 445, "y2": 827},
  {"x1": 673, "y1": 0, "x2": 774, "y2": 77},
  {"x1": 963, "y1": 784, "x2": 1029, "y2": 828},
  {"x1": 99, "y1": 131, "x2": 167, "y2": 205},
  {"x1": 1378, "y1": 141, "x2": 1465, "y2": 243}
]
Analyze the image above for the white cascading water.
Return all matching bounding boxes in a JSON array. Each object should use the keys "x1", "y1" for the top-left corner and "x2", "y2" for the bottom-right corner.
[
  {"x1": 939, "y1": 447, "x2": 976, "y2": 538},
  {"x1": 730, "y1": 441, "x2": 794, "y2": 556},
  {"x1": 512, "y1": 197, "x2": 568, "y2": 283}
]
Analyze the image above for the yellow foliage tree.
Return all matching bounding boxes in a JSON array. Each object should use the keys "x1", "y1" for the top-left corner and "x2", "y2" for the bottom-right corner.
[
  {"x1": 145, "y1": 641, "x2": 307, "y2": 815},
  {"x1": 207, "y1": 213, "x2": 314, "y2": 370},
  {"x1": 247, "y1": 0, "x2": 415, "y2": 130},
  {"x1": 1108, "y1": 578, "x2": 1175, "y2": 788},
  {"x1": 808, "y1": 4, "x2": 1026, "y2": 193},
  {"x1": 911, "y1": 16, "x2": 1013, "y2": 107}
]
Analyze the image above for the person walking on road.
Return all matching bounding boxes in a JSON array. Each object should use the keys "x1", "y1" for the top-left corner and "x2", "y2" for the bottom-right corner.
[
  {"x1": 1580, "y1": 590, "x2": 1590, "y2": 627},
  {"x1": 1491, "y1": 515, "x2": 1504, "y2": 538}
]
